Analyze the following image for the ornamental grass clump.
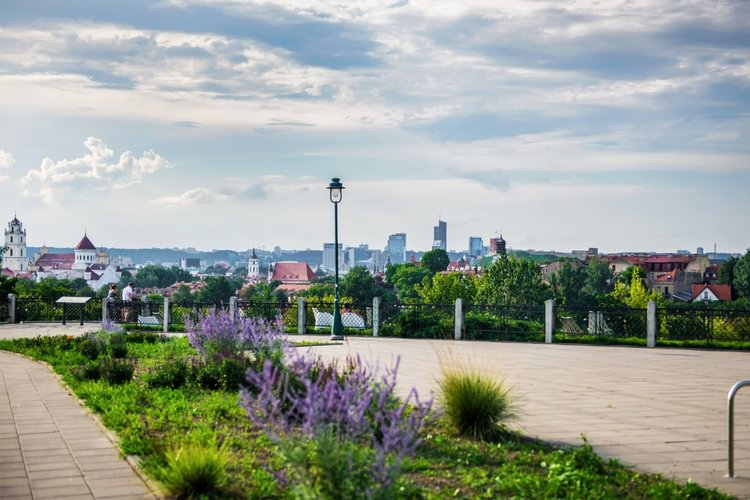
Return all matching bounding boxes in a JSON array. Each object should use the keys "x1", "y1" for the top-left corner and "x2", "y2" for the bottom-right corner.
[
  {"x1": 185, "y1": 310, "x2": 289, "y2": 367},
  {"x1": 157, "y1": 443, "x2": 229, "y2": 499},
  {"x1": 241, "y1": 354, "x2": 433, "y2": 498},
  {"x1": 438, "y1": 361, "x2": 516, "y2": 440}
]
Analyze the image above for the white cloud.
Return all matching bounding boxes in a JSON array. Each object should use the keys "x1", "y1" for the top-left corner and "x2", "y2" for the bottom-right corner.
[
  {"x1": 20, "y1": 137, "x2": 171, "y2": 202},
  {"x1": 0, "y1": 150, "x2": 15, "y2": 169},
  {"x1": 151, "y1": 188, "x2": 226, "y2": 206}
]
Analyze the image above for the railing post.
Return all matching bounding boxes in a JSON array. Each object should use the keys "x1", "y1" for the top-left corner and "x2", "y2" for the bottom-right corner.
[
  {"x1": 297, "y1": 297, "x2": 306, "y2": 335},
  {"x1": 728, "y1": 380, "x2": 750, "y2": 478},
  {"x1": 372, "y1": 296, "x2": 380, "y2": 337},
  {"x1": 9, "y1": 294, "x2": 16, "y2": 324},
  {"x1": 163, "y1": 297, "x2": 170, "y2": 333},
  {"x1": 647, "y1": 300, "x2": 656, "y2": 348},
  {"x1": 230, "y1": 296, "x2": 238, "y2": 321},
  {"x1": 102, "y1": 297, "x2": 109, "y2": 323},
  {"x1": 545, "y1": 299, "x2": 555, "y2": 344},
  {"x1": 454, "y1": 298, "x2": 463, "y2": 340}
]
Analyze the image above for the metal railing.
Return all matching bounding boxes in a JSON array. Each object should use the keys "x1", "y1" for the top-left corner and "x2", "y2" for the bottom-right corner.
[
  {"x1": 463, "y1": 303, "x2": 545, "y2": 341},
  {"x1": 658, "y1": 306, "x2": 750, "y2": 343},
  {"x1": 379, "y1": 302, "x2": 454, "y2": 339},
  {"x1": 727, "y1": 380, "x2": 750, "y2": 478},
  {"x1": 555, "y1": 305, "x2": 648, "y2": 340},
  {"x1": 303, "y1": 300, "x2": 371, "y2": 331},
  {"x1": 0, "y1": 300, "x2": 9, "y2": 323}
]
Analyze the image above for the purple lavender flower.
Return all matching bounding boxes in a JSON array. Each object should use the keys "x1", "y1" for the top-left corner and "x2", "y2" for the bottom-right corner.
[
  {"x1": 100, "y1": 320, "x2": 124, "y2": 333},
  {"x1": 240, "y1": 352, "x2": 433, "y2": 493}
]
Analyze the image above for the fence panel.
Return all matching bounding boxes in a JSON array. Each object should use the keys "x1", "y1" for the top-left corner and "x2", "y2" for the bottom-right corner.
[
  {"x1": 555, "y1": 305, "x2": 647, "y2": 341},
  {"x1": 463, "y1": 303, "x2": 545, "y2": 341},
  {"x1": 0, "y1": 300, "x2": 9, "y2": 323},
  {"x1": 658, "y1": 306, "x2": 750, "y2": 343},
  {"x1": 379, "y1": 302, "x2": 454, "y2": 339},
  {"x1": 302, "y1": 300, "x2": 371, "y2": 332},
  {"x1": 168, "y1": 302, "x2": 230, "y2": 326}
]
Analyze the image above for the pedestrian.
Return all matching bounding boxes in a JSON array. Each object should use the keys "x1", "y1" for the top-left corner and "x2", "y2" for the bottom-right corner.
[
  {"x1": 122, "y1": 282, "x2": 135, "y2": 322},
  {"x1": 107, "y1": 284, "x2": 118, "y2": 322}
]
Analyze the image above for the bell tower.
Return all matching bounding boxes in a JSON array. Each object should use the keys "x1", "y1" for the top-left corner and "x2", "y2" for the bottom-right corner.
[{"x1": 3, "y1": 214, "x2": 28, "y2": 272}]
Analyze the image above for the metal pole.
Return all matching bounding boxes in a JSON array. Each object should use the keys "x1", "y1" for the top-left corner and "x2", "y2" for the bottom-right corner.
[
  {"x1": 331, "y1": 201, "x2": 344, "y2": 340},
  {"x1": 728, "y1": 379, "x2": 750, "y2": 478}
]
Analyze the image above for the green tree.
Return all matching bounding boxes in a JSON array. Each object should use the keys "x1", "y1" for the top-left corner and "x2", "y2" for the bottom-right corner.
[
  {"x1": 299, "y1": 283, "x2": 335, "y2": 299},
  {"x1": 241, "y1": 282, "x2": 283, "y2": 303},
  {"x1": 416, "y1": 272, "x2": 477, "y2": 304},
  {"x1": 134, "y1": 265, "x2": 193, "y2": 289},
  {"x1": 0, "y1": 275, "x2": 18, "y2": 298},
  {"x1": 719, "y1": 257, "x2": 737, "y2": 286},
  {"x1": 340, "y1": 266, "x2": 376, "y2": 304},
  {"x1": 617, "y1": 265, "x2": 646, "y2": 286},
  {"x1": 477, "y1": 256, "x2": 551, "y2": 306},
  {"x1": 196, "y1": 276, "x2": 241, "y2": 304},
  {"x1": 387, "y1": 263, "x2": 431, "y2": 302},
  {"x1": 584, "y1": 258, "x2": 614, "y2": 296},
  {"x1": 171, "y1": 284, "x2": 194, "y2": 305},
  {"x1": 420, "y1": 249, "x2": 450, "y2": 275},
  {"x1": 733, "y1": 249, "x2": 750, "y2": 299},
  {"x1": 550, "y1": 262, "x2": 587, "y2": 306},
  {"x1": 611, "y1": 272, "x2": 660, "y2": 308}
]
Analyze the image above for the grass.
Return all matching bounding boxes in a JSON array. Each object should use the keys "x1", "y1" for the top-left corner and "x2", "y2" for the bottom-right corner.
[
  {"x1": 0, "y1": 334, "x2": 731, "y2": 499},
  {"x1": 157, "y1": 442, "x2": 230, "y2": 498}
]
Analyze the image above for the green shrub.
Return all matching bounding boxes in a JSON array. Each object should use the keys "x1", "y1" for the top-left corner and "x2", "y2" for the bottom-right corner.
[
  {"x1": 72, "y1": 360, "x2": 102, "y2": 381},
  {"x1": 190, "y1": 357, "x2": 249, "y2": 391},
  {"x1": 100, "y1": 357, "x2": 136, "y2": 385},
  {"x1": 78, "y1": 333, "x2": 106, "y2": 360},
  {"x1": 157, "y1": 443, "x2": 229, "y2": 499},
  {"x1": 438, "y1": 363, "x2": 515, "y2": 440},
  {"x1": 109, "y1": 332, "x2": 128, "y2": 358},
  {"x1": 145, "y1": 358, "x2": 189, "y2": 389},
  {"x1": 126, "y1": 331, "x2": 162, "y2": 344}
]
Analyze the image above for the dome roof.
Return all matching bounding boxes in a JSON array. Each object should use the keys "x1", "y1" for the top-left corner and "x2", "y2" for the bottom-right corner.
[{"x1": 75, "y1": 234, "x2": 97, "y2": 250}]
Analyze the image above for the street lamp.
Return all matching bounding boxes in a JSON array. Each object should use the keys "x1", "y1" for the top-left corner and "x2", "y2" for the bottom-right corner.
[{"x1": 327, "y1": 177, "x2": 345, "y2": 340}]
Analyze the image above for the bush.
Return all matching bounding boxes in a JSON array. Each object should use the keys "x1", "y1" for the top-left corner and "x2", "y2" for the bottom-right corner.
[
  {"x1": 190, "y1": 357, "x2": 250, "y2": 391},
  {"x1": 438, "y1": 363, "x2": 515, "y2": 440},
  {"x1": 78, "y1": 332, "x2": 106, "y2": 360},
  {"x1": 72, "y1": 360, "x2": 102, "y2": 381},
  {"x1": 100, "y1": 357, "x2": 136, "y2": 385},
  {"x1": 126, "y1": 331, "x2": 162, "y2": 344},
  {"x1": 109, "y1": 332, "x2": 128, "y2": 359},
  {"x1": 145, "y1": 358, "x2": 189, "y2": 389},
  {"x1": 157, "y1": 443, "x2": 229, "y2": 499}
]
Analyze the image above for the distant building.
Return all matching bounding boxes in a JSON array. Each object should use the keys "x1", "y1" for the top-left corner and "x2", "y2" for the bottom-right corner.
[
  {"x1": 179, "y1": 257, "x2": 201, "y2": 269},
  {"x1": 247, "y1": 249, "x2": 260, "y2": 280},
  {"x1": 33, "y1": 233, "x2": 121, "y2": 291},
  {"x1": 469, "y1": 236, "x2": 483, "y2": 258},
  {"x1": 489, "y1": 235, "x2": 506, "y2": 256},
  {"x1": 268, "y1": 261, "x2": 316, "y2": 295},
  {"x1": 432, "y1": 220, "x2": 447, "y2": 251},
  {"x1": 387, "y1": 233, "x2": 406, "y2": 264},
  {"x1": 3, "y1": 215, "x2": 28, "y2": 273},
  {"x1": 323, "y1": 243, "x2": 343, "y2": 271}
]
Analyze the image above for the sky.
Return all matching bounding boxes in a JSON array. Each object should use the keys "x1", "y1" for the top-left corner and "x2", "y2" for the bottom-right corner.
[{"x1": 1, "y1": 0, "x2": 749, "y2": 255}]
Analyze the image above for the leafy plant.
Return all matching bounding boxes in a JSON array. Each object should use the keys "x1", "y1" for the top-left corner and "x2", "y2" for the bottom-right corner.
[
  {"x1": 145, "y1": 357, "x2": 189, "y2": 389},
  {"x1": 438, "y1": 360, "x2": 515, "y2": 440},
  {"x1": 78, "y1": 332, "x2": 106, "y2": 360},
  {"x1": 100, "y1": 357, "x2": 136, "y2": 384},
  {"x1": 109, "y1": 332, "x2": 128, "y2": 358},
  {"x1": 157, "y1": 443, "x2": 229, "y2": 499},
  {"x1": 241, "y1": 354, "x2": 433, "y2": 497}
]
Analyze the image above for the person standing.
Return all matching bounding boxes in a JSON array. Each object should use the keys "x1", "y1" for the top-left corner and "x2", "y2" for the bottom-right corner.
[
  {"x1": 122, "y1": 282, "x2": 135, "y2": 322},
  {"x1": 107, "y1": 284, "x2": 118, "y2": 322}
]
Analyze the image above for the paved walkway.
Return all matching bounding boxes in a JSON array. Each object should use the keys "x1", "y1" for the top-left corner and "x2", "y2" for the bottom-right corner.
[
  {"x1": 0, "y1": 324, "x2": 156, "y2": 499},
  {"x1": 297, "y1": 335, "x2": 750, "y2": 499},
  {"x1": 1, "y1": 324, "x2": 748, "y2": 498}
]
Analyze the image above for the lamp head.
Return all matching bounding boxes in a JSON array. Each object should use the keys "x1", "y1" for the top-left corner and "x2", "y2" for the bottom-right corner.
[{"x1": 327, "y1": 177, "x2": 344, "y2": 204}]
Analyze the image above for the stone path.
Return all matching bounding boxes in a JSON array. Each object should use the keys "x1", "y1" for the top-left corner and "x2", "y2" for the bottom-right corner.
[
  {"x1": 297, "y1": 335, "x2": 750, "y2": 499},
  {"x1": 0, "y1": 347, "x2": 156, "y2": 499}
]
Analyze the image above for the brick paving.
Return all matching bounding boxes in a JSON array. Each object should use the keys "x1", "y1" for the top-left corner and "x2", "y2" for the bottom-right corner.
[
  {"x1": 0, "y1": 324, "x2": 156, "y2": 499},
  {"x1": 1, "y1": 323, "x2": 749, "y2": 498}
]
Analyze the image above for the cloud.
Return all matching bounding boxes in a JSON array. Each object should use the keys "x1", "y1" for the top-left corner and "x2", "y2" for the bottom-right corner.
[
  {"x1": 151, "y1": 188, "x2": 225, "y2": 206},
  {"x1": 0, "y1": 150, "x2": 15, "y2": 170},
  {"x1": 20, "y1": 137, "x2": 170, "y2": 202}
]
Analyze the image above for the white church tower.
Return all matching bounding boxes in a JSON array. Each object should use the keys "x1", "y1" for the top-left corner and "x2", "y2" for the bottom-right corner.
[
  {"x1": 3, "y1": 215, "x2": 28, "y2": 272},
  {"x1": 248, "y1": 248, "x2": 260, "y2": 280},
  {"x1": 72, "y1": 233, "x2": 97, "y2": 271}
]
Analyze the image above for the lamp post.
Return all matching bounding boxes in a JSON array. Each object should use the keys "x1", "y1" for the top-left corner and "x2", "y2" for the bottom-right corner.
[{"x1": 327, "y1": 177, "x2": 345, "y2": 340}]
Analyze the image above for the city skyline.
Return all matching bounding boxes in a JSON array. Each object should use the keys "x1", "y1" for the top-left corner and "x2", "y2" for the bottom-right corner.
[{"x1": 1, "y1": 1, "x2": 749, "y2": 254}]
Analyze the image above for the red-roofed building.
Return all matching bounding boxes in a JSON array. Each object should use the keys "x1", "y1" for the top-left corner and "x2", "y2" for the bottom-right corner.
[
  {"x1": 691, "y1": 284, "x2": 732, "y2": 302},
  {"x1": 269, "y1": 262, "x2": 315, "y2": 284}
]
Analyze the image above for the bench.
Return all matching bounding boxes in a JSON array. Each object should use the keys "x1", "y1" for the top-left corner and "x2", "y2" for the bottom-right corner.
[{"x1": 138, "y1": 315, "x2": 161, "y2": 327}]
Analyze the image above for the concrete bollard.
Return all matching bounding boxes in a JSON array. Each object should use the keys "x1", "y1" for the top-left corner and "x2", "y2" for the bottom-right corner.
[
  {"x1": 545, "y1": 299, "x2": 555, "y2": 344},
  {"x1": 372, "y1": 296, "x2": 380, "y2": 337},
  {"x1": 454, "y1": 298, "x2": 463, "y2": 340},
  {"x1": 229, "y1": 296, "x2": 238, "y2": 321},
  {"x1": 297, "y1": 297, "x2": 306, "y2": 335},
  {"x1": 647, "y1": 300, "x2": 656, "y2": 348},
  {"x1": 9, "y1": 293, "x2": 16, "y2": 323},
  {"x1": 163, "y1": 297, "x2": 170, "y2": 333}
]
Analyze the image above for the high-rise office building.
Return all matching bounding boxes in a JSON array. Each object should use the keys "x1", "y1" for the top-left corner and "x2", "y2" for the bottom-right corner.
[
  {"x1": 387, "y1": 233, "x2": 407, "y2": 264},
  {"x1": 323, "y1": 243, "x2": 343, "y2": 271},
  {"x1": 469, "y1": 236, "x2": 483, "y2": 258},
  {"x1": 432, "y1": 220, "x2": 447, "y2": 251}
]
